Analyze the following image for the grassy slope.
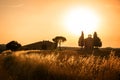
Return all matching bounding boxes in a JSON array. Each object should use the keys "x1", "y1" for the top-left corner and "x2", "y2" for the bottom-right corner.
[{"x1": 0, "y1": 50, "x2": 120, "y2": 80}]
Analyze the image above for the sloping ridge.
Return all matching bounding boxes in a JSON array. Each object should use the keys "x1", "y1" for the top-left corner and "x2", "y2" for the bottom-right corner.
[{"x1": 21, "y1": 40, "x2": 56, "y2": 50}]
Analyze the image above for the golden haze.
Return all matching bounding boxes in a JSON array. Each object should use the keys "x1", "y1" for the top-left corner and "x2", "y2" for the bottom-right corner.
[{"x1": 0, "y1": 0, "x2": 120, "y2": 48}]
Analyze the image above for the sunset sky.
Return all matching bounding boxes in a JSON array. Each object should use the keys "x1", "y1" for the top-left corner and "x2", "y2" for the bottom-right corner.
[{"x1": 0, "y1": 0, "x2": 120, "y2": 48}]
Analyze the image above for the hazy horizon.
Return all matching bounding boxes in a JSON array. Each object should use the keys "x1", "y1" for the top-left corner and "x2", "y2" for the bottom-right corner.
[{"x1": 0, "y1": 0, "x2": 120, "y2": 48}]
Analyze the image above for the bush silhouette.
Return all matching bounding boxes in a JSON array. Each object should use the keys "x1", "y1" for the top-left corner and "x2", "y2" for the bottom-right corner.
[{"x1": 6, "y1": 41, "x2": 21, "y2": 51}]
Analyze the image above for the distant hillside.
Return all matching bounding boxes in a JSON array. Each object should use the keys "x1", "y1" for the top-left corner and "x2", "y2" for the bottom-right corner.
[
  {"x1": 20, "y1": 40, "x2": 57, "y2": 50},
  {"x1": 60, "y1": 46, "x2": 80, "y2": 51}
]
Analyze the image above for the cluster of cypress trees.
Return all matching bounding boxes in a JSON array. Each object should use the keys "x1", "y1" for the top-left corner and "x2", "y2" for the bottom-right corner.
[{"x1": 78, "y1": 31, "x2": 102, "y2": 49}]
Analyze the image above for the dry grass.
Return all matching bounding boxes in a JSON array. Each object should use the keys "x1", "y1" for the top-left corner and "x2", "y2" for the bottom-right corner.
[{"x1": 0, "y1": 50, "x2": 120, "y2": 80}]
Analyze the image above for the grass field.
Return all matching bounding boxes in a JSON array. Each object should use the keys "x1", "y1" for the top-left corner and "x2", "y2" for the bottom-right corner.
[{"x1": 0, "y1": 49, "x2": 120, "y2": 80}]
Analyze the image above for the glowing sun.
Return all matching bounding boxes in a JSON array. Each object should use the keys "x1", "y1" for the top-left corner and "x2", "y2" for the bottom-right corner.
[{"x1": 63, "y1": 7, "x2": 100, "y2": 35}]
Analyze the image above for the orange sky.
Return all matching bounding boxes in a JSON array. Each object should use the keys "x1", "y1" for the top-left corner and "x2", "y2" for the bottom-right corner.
[{"x1": 0, "y1": 0, "x2": 120, "y2": 48}]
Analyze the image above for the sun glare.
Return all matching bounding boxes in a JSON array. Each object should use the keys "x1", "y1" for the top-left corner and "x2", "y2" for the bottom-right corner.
[{"x1": 63, "y1": 7, "x2": 100, "y2": 35}]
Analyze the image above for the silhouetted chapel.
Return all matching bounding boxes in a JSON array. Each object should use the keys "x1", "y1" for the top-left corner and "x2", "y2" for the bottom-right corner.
[{"x1": 84, "y1": 34, "x2": 93, "y2": 49}]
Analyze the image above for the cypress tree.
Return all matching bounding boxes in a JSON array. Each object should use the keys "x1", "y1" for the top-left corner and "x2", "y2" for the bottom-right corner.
[
  {"x1": 93, "y1": 32, "x2": 102, "y2": 48},
  {"x1": 78, "y1": 31, "x2": 84, "y2": 48}
]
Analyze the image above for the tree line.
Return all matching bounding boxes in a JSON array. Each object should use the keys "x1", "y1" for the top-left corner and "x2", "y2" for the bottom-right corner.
[{"x1": 0, "y1": 31, "x2": 102, "y2": 52}]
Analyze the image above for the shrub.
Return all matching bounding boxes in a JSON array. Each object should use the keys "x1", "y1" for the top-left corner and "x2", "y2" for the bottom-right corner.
[{"x1": 6, "y1": 41, "x2": 21, "y2": 51}]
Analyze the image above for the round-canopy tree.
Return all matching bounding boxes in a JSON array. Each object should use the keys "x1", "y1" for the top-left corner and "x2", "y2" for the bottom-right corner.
[
  {"x1": 52, "y1": 36, "x2": 67, "y2": 49},
  {"x1": 6, "y1": 41, "x2": 22, "y2": 51}
]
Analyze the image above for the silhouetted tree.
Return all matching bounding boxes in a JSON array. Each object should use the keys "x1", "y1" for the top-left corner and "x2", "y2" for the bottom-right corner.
[
  {"x1": 93, "y1": 32, "x2": 102, "y2": 48},
  {"x1": 6, "y1": 41, "x2": 21, "y2": 51},
  {"x1": 52, "y1": 36, "x2": 67, "y2": 49},
  {"x1": 78, "y1": 31, "x2": 84, "y2": 48}
]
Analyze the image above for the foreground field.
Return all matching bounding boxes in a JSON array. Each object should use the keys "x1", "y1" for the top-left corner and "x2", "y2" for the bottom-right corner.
[{"x1": 0, "y1": 50, "x2": 120, "y2": 80}]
